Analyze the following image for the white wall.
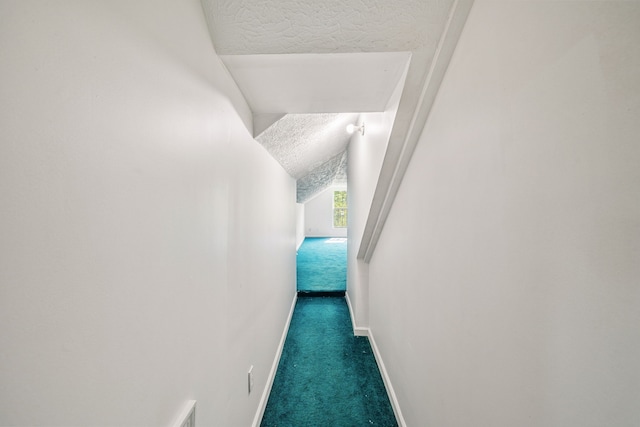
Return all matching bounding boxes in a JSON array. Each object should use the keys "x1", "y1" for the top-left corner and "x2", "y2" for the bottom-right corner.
[
  {"x1": 304, "y1": 186, "x2": 348, "y2": 238},
  {"x1": 0, "y1": 1, "x2": 296, "y2": 426},
  {"x1": 347, "y1": 111, "x2": 398, "y2": 328},
  {"x1": 369, "y1": 1, "x2": 640, "y2": 426},
  {"x1": 296, "y1": 203, "x2": 305, "y2": 250},
  {"x1": 346, "y1": 60, "x2": 406, "y2": 330}
]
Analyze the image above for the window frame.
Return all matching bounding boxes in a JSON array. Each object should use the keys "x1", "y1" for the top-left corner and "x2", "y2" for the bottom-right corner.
[{"x1": 333, "y1": 190, "x2": 348, "y2": 228}]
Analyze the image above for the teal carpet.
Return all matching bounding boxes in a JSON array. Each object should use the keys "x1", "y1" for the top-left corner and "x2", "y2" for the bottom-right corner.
[
  {"x1": 260, "y1": 297, "x2": 398, "y2": 426},
  {"x1": 297, "y1": 238, "x2": 347, "y2": 293}
]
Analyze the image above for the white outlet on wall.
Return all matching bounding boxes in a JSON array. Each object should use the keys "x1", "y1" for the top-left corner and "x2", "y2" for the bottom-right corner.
[{"x1": 248, "y1": 365, "x2": 254, "y2": 394}]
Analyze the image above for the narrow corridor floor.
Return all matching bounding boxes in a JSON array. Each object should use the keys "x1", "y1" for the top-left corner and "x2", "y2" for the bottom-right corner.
[
  {"x1": 297, "y1": 238, "x2": 347, "y2": 293},
  {"x1": 260, "y1": 296, "x2": 397, "y2": 426}
]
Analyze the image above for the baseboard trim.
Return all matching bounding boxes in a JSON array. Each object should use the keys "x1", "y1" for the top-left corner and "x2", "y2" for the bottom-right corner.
[
  {"x1": 252, "y1": 293, "x2": 405, "y2": 426},
  {"x1": 344, "y1": 293, "x2": 368, "y2": 337},
  {"x1": 344, "y1": 293, "x2": 404, "y2": 424},
  {"x1": 251, "y1": 292, "x2": 297, "y2": 427},
  {"x1": 367, "y1": 329, "x2": 407, "y2": 427}
]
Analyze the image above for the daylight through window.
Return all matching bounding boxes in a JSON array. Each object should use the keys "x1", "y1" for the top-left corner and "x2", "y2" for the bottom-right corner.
[{"x1": 333, "y1": 190, "x2": 347, "y2": 228}]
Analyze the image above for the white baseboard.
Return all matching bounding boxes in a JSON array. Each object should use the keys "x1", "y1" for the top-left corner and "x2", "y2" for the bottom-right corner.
[
  {"x1": 345, "y1": 293, "x2": 369, "y2": 337},
  {"x1": 367, "y1": 329, "x2": 407, "y2": 427},
  {"x1": 251, "y1": 292, "x2": 405, "y2": 427},
  {"x1": 251, "y1": 293, "x2": 298, "y2": 427},
  {"x1": 345, "y1": 293, "x2": 406, "y2": 427}
]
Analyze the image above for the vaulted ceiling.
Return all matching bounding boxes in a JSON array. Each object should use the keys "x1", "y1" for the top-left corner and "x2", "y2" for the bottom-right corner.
[
  {"x1": 200, "y1": 0, "x2": 456, "y2": 202},
  {"x1": 255, "y1": 113, "x2": 356, "y2": 202}
]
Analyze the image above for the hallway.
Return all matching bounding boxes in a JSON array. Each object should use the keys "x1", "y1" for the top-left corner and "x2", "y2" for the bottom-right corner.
[
  {"x1": 261, "y1": 296, "x2": 396, "y2": 426},
  {"x1": 1, "y1": 1, "x2": 639, "y2": 426},
  {"x1": 297, "y1": 237, "x2": 347, "y2": 294},
  {"x1": 262, "y1": 237, "x2": 395, "y2": 425}
]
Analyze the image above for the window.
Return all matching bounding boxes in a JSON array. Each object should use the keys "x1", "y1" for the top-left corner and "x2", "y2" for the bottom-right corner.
[{"x1": 333, "y1": 190, "x2": 347, "y2": 228}]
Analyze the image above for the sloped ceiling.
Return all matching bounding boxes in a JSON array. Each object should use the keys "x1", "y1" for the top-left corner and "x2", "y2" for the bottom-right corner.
[
  {"x1": 255, "y1": 113, "x2": 356, "y2": 202},
  {"x1": 201, "y1": 0, "x2": 456, "y2": 202},
  {"x1": 296, "y1": 151, "x2": 347, "y2": 203},
  {"x1": 219, "y1": 52, "x2": 411, "y2": 115},
  {"x1": 256, "y1": 113, "x2": 357, "y2": 180}
]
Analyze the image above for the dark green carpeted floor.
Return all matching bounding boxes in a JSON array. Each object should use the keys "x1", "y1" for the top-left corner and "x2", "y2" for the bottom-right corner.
[
  {"x1": 297, "y1": 238, "x2": 347, "y2": 293},
  {"x1": 260, "y1": 296, "x2": 397, "y2": 426}
]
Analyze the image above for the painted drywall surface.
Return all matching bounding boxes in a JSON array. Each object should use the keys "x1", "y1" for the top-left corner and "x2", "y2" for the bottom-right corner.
[
  {"x1": 368, "y1": 1, "x2": 640, "y2": 426},
  {"x1": 296, "y1": 203, "x2": 306, "y2": 250},
  {"x1": 0, "y1": 1, "x2": 295, "y2": 426},
  {"x1": 358, "y1": 0, "x2": 474, "y2": 263},
  {"x1": 346, "y1": 63, "x2": 406, "y2": 329},
  {"x1": 220, "y1": 53, "x2": 411, "y2": 115},
  {"x1": 304, "y1": 186, "x2": 348, "y2": 238},
  {"x1": 346, "y1": 112, "x2": 397, "y2": 328}
]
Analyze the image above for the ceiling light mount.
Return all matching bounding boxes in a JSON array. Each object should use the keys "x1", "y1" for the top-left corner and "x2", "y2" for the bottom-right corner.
[{"x1": 346, "y1": 123, "x2": 365, "y2": 136}]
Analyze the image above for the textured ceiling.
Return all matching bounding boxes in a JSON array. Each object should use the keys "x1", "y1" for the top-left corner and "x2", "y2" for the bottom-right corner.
[
  {"x1": 296, "y1": 151, "x2": 347, "y2": 203},
  {"x1": 201, "y1": 0, "x2": 456, "y2": 203},
  {"x1": 202, "y1": 0, "x2": 453, "y2": 55},
  {"x1": 255, "y1": 113, "x2": 357, "y2": 202},
  {"x1": 256, "y1": 113, "x2": 357, "y2": 179}
]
